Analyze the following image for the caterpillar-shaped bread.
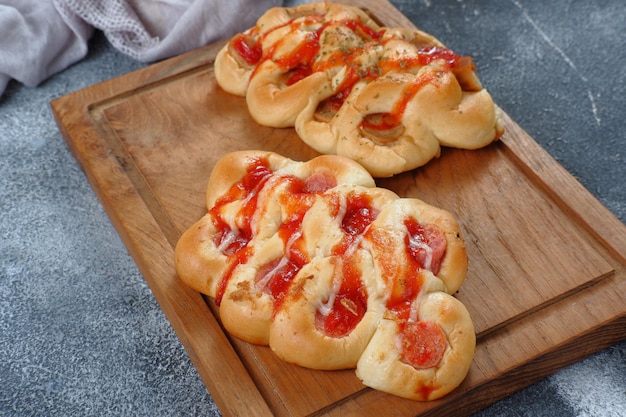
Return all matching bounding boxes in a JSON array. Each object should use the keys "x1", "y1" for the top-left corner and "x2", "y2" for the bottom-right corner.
[
  {"x1": 214, "y1": 2, "x2": 504, "y2": 177},
  {"x1": 175, "y1": 151, "x2": 475, "y2": 400}
]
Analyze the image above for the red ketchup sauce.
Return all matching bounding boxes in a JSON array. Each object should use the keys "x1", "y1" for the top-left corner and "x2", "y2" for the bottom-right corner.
[
  {"x1": 316, "y1": 256, "x2": 368, "y2": 338},
  {"x1": 316, "y1": 193, "x2": 378, "y2": 338},
  {"x1": 358, "y1": 69, "x2": 436, "y2": 137},
  {"x1": 212, "y1": 158, "x2": 273, "y2": 305},
  {"x1": 231, "y1": 32, "x2": 262, "y2": 66},
  {"x1": 260, "y1": 177, "x2": 314, "y2": 314},
  {"x1": 254, "y1": 171, "x2": 338, "y2": 314},
  {"x1": 277, "y1": 30, "x2": 321, "y2": 86},
  {"x1": 366, "y1": 216, "x2": 448, "y2": 370},
  {"x1": 231, "y1": 13, "x2": 470, "y2": 136},
  {"x1": 404, "y1": 217, "x2": 447, "y2": 275},
  {"x1": 261, "y1": 223, "x2": 308, "y2": 315},
  {"x1": 339, "y1": 193, "x2": 379, "y2": 247}
]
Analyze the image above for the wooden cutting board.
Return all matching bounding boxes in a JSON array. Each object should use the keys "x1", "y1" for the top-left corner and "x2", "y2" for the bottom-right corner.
[{"x1": 50, "y1": 1, "x2": 626, "y2": 416}]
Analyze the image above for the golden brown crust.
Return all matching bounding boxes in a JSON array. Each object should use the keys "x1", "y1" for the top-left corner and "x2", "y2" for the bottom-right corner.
[
  {"x1": 213, "y1": 45, "x2": 250, "y2": 96},
  {"x1": 356, "y1": 290, "x2": 475, "y2": 401},
  {"x1": 269, "y1": 254, "x2": 385, "y2": 370},
  {"x1": 174, "y1": 215, "x2": 226, "y2": 297},
  {"x1": 218, "y1": 235, "x2": 284, "y2": 345},
  {"x1": 214, "y1": 1, "x2": 504, "y2": 177},
  {"x1": 175, "y1": 150, "x2": 474, "y2": 400},
  {"x1": 367, "y1": 198, "x2": 468, "y2": 295},
  {"x1": 269, "y1": 184, "x2": 397, "y2": 369}
]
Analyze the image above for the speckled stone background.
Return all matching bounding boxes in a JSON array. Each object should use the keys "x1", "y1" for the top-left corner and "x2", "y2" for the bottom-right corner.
[{"x1": 1, "y1": 0, "x2": 624, "y2": 416}]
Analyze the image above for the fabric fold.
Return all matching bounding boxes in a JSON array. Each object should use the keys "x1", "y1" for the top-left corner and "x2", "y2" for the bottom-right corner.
[
  {"x1": 0, "y1": 0, "x2": 93, "y2": 95},
  {"x1": 0, "y1": 0, "x2": 286, "y2": 97}
]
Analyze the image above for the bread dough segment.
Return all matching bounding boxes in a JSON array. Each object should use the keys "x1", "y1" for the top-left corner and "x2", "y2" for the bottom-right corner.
[
  {"x1": 174, "y1": 214, "x2": 227, "y2": 297},
  {"x1": 356, "y1": 290, "x2": 475, "y2": 401},
  {"x1": 269, "y1": 252, "x2": 385, "y2": 370},
  {"x1": 214, "y1": 46, "x2": 251, "y2": 96},
  {"x1": 335, "y1": 72, "x2": 443, "y2": 177},
  {"x1": 246, "y1": 50, "x2": 332, "y2": 128},
  {"x1": 219, "y1": 234, "x2": 284, "y2": 345},
  {"x1": 368, "y1": 198, "x2": 468, "y2": 295}
]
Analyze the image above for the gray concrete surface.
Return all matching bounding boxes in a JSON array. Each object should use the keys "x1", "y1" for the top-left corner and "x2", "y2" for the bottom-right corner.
[{"x1": 1, "y1": 0, "x2": 625, "y2": 416}]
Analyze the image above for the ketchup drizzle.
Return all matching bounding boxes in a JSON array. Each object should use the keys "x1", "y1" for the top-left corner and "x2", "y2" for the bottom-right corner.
[
  {"x1": 316, "y1": 256, "x2": 368, "y2": 338},
  {"x1": 232, "y1": 33, "x2": 262, "y2": 65},
  {"x1": 315, "y1": 192, "x2": 378, "y2": 338},
  {"x1": 364, "y1": 215, "x2": 448, "y2": 370},
  {"x1": 262, "y1": 178, "x2": 314, "y2": 314},
  {"x1": 230, "y1": 13, "x2": 472, "y2": 131},
  {"x1": 212, "y1": 158, "x2": 273, "y2": 305},
  {"x1": 254, "y1": 173, "x2": 336, "y2": 314}
]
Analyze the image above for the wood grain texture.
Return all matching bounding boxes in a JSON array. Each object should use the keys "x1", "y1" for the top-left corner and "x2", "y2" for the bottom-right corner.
[{"x1": 50, "y1": 1, "x2": 626, "y2": 416}]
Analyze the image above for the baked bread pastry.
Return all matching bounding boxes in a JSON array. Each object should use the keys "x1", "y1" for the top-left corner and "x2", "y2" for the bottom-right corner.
[
  {"x1": 214, "y1": 2, "x2": 504, "y2": 177},
  {"x1": 175, "y1": 150, "x2": 475, "y2": 400}
]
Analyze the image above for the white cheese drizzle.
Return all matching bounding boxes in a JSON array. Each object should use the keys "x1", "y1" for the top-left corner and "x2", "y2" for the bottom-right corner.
[
  {"x1": 255, "y1": 228, "x2": 302, "y2": 291},
  {"x1": 317, "y1": 261, "x2": 342, "y2": 318},
  {"x1": 217, "y1": 229, "x2": 242, "y2": 254},
  {"x1": 408, "y1": 232, "x2": 434, "y2": 271}
]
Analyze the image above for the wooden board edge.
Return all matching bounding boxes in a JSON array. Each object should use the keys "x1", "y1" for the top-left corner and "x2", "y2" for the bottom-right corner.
[
  {"x1": 459, "y1": 315, "x2": 626, "y2": 417},
  {"x1": 47, "y1": 1, "x2": 626, "y2": 415},
  {"x1": 50, "y1": 98, "x2": 275, "y2": 417},
  {"x1": 499, "y1": 111, "x2": 626, "y2": 263},
  {"x1": 321, "y1": 274, "x2": 626, "y2": 417}
]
